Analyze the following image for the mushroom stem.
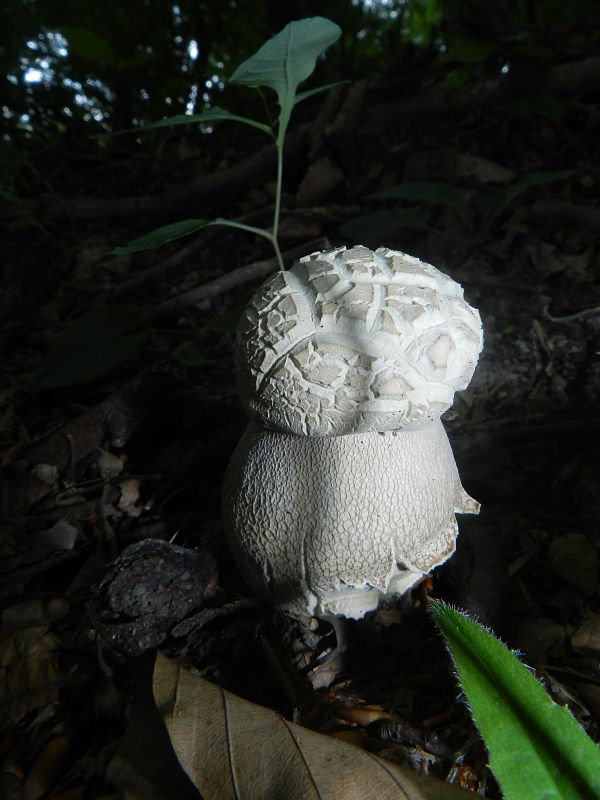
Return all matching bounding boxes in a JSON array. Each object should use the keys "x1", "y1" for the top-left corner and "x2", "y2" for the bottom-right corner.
[{"x1": 223, "y1": 419, "x2": 479, "y2": 620}]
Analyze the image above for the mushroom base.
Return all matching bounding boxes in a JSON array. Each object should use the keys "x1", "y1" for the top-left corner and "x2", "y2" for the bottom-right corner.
[{"x1": 222, "y1": 421, "x2": 479, "y2": 619}]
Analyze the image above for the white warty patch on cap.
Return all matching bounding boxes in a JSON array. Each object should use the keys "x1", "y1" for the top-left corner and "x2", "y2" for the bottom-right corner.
[{"x1": 235, "y1": 245, "x2": 483, "y2": 436}]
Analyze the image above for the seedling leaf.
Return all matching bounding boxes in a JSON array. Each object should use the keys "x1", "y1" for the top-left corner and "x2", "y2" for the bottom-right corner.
[
  {"x1": 29, "y1": 305, "x2": 149, "y2": 392},
  {"x1": 208, "y1": 218, "x2": 275, "y2": 242},
  {"x1": 230, "y1": 17, "x2": 341, "y2": 143},
  {"x1": 430, "y1": 600, "x2": 600, "y2": 800},
  {"x1": 110, "y1": 219, "x2": 211, "y2": 254},
  {"x1": 97, "y1": 107, "x2": 273, "y2": 140},
  {"x1": 110, "y1": 217, "x2": 276, "y2": 256},
  {"x1": 294, "y1": 80, "x2": 349, "y2": 106}
]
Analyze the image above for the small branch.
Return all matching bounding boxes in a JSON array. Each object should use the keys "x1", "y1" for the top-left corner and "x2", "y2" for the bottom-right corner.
[
  {"x1": 150, "y1": 236, "x2": 330, "y2": 318},
  {"x1": 543, "y1": 303, "x2": 600, "y2": 323}
]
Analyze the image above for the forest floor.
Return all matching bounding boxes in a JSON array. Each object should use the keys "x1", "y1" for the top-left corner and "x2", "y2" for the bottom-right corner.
[{"x1": 1, "y1": 46, "x2": 599, "y2": 799}]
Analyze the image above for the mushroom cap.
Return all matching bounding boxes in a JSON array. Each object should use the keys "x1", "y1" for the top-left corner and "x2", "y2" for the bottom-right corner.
[
  {"x1": 235, "y1": 245, "x2": 483, "y2": 437},
  {"x1": 222, "y1": 419, "x2": 479, "y2": 619}
]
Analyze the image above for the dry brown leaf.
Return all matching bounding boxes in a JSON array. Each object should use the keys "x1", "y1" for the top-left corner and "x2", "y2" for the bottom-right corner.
[
  {"x1": 547, "y1": 533, "x2": 599, "y2": 595},
  {"x1": 153, "y1": 651, "x2": 469, "y2": 800},
  {"x1": 455, "y1": 153, "x2": 515, "y2": 184},
  {"x1": 572, "y1": 618, "x2": 600, "y2": 655},
  {"x1": 106, "y1": 653, "x2": 199, "y2": 800},
  {"x1": 0, "y1": 626, "x2": 62, "y2": 725},
  {"x1": 23, "y1": 733, "x2": 71, "y2": 800}
]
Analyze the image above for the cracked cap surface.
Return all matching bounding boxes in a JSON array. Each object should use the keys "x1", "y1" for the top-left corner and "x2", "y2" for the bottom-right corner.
[{"x1": 235, "y1": 245, "x2": 483, "y2": 436}]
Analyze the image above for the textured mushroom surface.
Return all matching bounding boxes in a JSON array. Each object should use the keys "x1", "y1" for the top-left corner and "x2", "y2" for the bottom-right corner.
[
  {"x1": 235, "y1": 245, "x2": 483, "y2": 436},
  {"x1": 222, "y1": 420, "x2": 479, "y2": 619}
]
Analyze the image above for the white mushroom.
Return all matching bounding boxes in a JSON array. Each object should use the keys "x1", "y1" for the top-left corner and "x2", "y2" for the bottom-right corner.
[{"x1": 222, "y1": 246, "x2": 483, "y2": 619}]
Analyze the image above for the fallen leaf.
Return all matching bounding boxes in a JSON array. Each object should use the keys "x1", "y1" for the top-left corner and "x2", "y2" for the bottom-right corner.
[
  {"x1": 153, "y1": 651, "x2": 469, "y2": 800},
  {"x1": 455, "y1": 153, "x2": 515, "y2": 184},
  {"x1": 572, "y1": 618, "x2": 600, "y2": 656},
  {"x1": 547, "y1": 533, "x2": 599, "y2": 595},
  {"x1": 97, "y1": 448, "x2": 125, "y2": 479},
  {"x1": 2, "y1": 598, "x2": 70, "y2": 629},
  {"x1": 106, "y1": 653, "x2": 199, "y2": 800},
  {"x1": 0, "y1": 627, "x2": 62, "y2": 725},
  {"x1": 117, "y1": 478, "x2": 142, "y2": 517},
  {"x1": 24, "y1": 734, "x2": 71, "y2": 800},
  {"x1": 31, "y1": 463, "x2": 59, "y2": 486},
  {"x1": 35, "y1": 520, "x2": 79, "y2": 551}
]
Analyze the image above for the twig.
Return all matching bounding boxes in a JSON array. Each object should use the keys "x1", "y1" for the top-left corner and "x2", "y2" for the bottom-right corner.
[
  {"x1": 150, "y1": 236, "x2": 330, "y2": 318},
  {"x1": 111, "y1": 206, "x2": 274, "y2": 300},
  {"x1": 543, "y1": 303, "x2": 600, "y2": 323}
]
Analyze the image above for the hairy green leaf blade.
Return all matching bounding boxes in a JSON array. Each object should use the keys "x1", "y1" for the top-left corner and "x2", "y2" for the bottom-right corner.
[
  {"x1": 29, "y1": 305, "x2": 149, "y2": 392},
  {"x1": 430, "y1": 600, "x2": 600, "y2": 800},
  {"x1": 230, "y1": 17, "x2": 341, "y2": 139},
  {"x1": 110, "y1": 219, "x2": 211, "y2": 254}
]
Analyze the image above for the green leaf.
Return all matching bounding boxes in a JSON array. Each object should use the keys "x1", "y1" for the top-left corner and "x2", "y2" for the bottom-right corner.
[
  {"x1": 368, "y1": 181, "x2": 466, "y2": 211},
  {"x1": 60, "y1": 27, "x2": 114, "y2": 65},
  {"x1": 485, "y1": 168, "x2": 575, "y2": 221},
  {"x1": 430, "y1": 600, "x2": 600, "y2": 800},
  {"x1": 294, "y1": 80, "x2": 349, "y2": 106},
  {"x1": 208, "y1": 218, "x2": 274, "y2": 243},
  {"x1": 110, "y1": 217, "x2": 274, "y2": 256},
  {"x1": 339, "y1": 209, "x2": 427, "y2": 242},
  {"x1": 110, "y1": 219, "x2": 211, "y2": 255},
  {"x1": 29, "y1": 306, "x2": 149, "y2": 393},
  {"x1": 229, "y1": 17, "x2": 341, "y2": 143},
  {"x1": 97, "y1": 107, "x2": 273, "y2": 140}
]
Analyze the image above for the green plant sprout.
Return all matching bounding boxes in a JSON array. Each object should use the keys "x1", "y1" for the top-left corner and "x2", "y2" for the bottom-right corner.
[
  {"x1": 109, "y1": 17, "x2": 342, "y2": 270},
  {"x1": 430, "y1": 600, "x2": 600, "y2": 800}
]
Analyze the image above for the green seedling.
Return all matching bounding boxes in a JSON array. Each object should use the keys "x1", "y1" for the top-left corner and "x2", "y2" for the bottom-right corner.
[
  {"x1": 430, "y1": 600, "x2": 600, "y2": 800},
  {"x1": 109, "y1": 17, "x2": 342, "y2": 270}
]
